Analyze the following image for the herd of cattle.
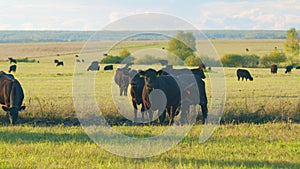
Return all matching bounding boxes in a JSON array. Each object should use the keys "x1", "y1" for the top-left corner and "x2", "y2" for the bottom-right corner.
[
  {"x1": 1, "y1": 55, "x2": 300, "y2": 125},
  {"x1": 114, "y1": 64, "x2": 208, "y2": 125}
]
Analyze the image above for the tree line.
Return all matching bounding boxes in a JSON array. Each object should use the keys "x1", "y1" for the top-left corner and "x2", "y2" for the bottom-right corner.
[{"x1": 0, "y1": 30, "x2": 294, "y2": 43}]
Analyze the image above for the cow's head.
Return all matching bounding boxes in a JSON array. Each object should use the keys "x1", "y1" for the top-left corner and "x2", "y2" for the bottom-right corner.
[
  {"x1": 249, "y1": 77, "x2": 253, "y2": 81},
  {"x1": 139, "y1": 69, "x2": 158, "y2": 92},
  {"x1": 2, "y1": 105, "x2": 26, "y2": 125}
]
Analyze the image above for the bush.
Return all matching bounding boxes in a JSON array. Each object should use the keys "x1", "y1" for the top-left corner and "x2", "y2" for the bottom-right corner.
[
  {"x1": 16, "y1": 57, "x2": 36, "y2": 63},
  {"x1": 184, "y1": 55, "x2": 201, "y2": 66},
  {"x1": 260, "y1": 51, "x2": 287, "y2": 67},
  {"x1": 100, "y1": 55, "x2": 122, "y2": 64}
]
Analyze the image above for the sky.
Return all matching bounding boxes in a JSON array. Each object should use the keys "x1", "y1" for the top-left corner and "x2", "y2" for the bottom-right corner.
[{"x1": 1, "y1": 0, "x2": 300, "y2": 30}]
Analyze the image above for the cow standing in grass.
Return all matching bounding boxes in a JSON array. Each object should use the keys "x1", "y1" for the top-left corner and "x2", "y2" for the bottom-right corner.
[
  {"x1": 129, "y1": 69, "x2": 146, "y2": 122},
  {"x1": 114, "y1": 67, "x2": 130, "y2": 96},
  {"x1": 271, "y1": 64, "x2": 278, "y2": 74},
  {"x1": 0, "y1": 71, "x2": 26, "y2": 125},
  {"x1": 237, "y1": 69, "x2": 253, "y2": 81},
  {"x1": 140, "y1": 69, "x2": 181, "y2": 124}
]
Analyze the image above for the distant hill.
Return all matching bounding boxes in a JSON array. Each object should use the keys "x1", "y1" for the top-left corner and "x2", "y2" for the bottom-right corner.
[{"x1": 0, "y1": 30, "x2": 293, "y2": 43}]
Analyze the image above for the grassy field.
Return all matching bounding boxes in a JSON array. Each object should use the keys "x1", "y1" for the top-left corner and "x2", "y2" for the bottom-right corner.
[
  {"x1": 0, "y1": 39, "x2": 299, "y2": 168},
  {"x1": 0, "y1": 124, "x2": 299, "y2": 168}
]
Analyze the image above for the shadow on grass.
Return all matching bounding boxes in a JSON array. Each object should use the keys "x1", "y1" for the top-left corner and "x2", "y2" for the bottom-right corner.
[{"x1": 140, "y1": 156, "x2": 300, "y2": 168}]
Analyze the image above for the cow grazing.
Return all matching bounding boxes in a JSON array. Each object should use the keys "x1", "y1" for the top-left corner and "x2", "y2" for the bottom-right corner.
[
  {"x1": 56, "y1": 61, "x2": 64, "y2": 66},
  {"x1": 104, "y1": 65, "x2": 113, "y2": 71},
  {"x1": 296, "y1": 66, "x2": 300, "y2": 69},
  {"x1": 114, "y1": 67, "x2": 130, "y2": 96},
  {"x1": 0, "y1": 71, "x2": 26, "y2": 125},
  {"x1": 285, "y1": 66, "x2": 293, "y2": 73},
  {"x1": 271, "y1": 64, "x2": 278, "y2": 74},
  {"x1": 129, "y1": 70, "x2": 146, "y2": 122},
  {"x1": 8, "y1": 57, "x2": 17, "y2": 64},
  {"x1": 87, "y1": 61, "x2": 100, "y2": 71},
  {"x1": 140, "y1": 68, "x2": 181, "y2": 124},
  {"x1": 9, "y1": 65, "x2": 17, "y2": 73},
  {"x1": 237, "y1": 69, "x2": 253, "y2": 81}
]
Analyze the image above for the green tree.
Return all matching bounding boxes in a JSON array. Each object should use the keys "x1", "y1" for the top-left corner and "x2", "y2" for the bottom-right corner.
[
  {"x1": 167, "y1": 31, "x2": 196, "y2": 61},
  {"x1": 242, "y1": 54, "x2": 260, "y2": 67},
  {"x1": 184, "y1": 55, "x2": 201, "y2": 66},
  {"x1": 220, "y1": 54, "x2": 244, "y2": 67},
  {"x1": 119, "y1": 48, "x2": 131, "y2": 59},
  {"x1": 260, "y1": 48, "x2": 287, "y2": 67},
  {"x1": 284, "y1": 28, "x2": 299, "y2": 65}
]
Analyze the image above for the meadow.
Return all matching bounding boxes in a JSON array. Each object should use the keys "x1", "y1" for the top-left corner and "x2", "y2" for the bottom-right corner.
[{"x1": 0, "y1": 39, "x2": 299, "y2": 168}]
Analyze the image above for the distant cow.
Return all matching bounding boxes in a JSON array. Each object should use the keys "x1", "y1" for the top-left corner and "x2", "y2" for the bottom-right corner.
[
  {"x1": 114, "y1": 67, "x2": 130, "y2": 96},
  {"x1": 87, "y1": 61, "x2": 100, "y2": 71},
  {"x1": 76, "y1": 59, "x2": 81, "y2": 63},
  {"x1": 296, "y1": 66, "x2": 300, "y2": 69},
  {"x1": 56, "y1": 61, "x2": 64, "y2": 66},
  {"x1": 54, "y1": 59, "x2": 64, "y2": 66},
  {"x1": 9, "y1": 65, "x2": 17, "y2": 73},
  {"x1": 104, "y1": 65, "x2": 113, "y2": 71},
  {"x1": 237, "y1": 69, "x2": 253, "y2": 81},
  {"x1": 285, "y1": 66, "x2": 293, "y2": 73},
  {"x1": 0, "y1": 71, "x2": 26, "y2": 125},
  {"x1": 8, "y1": 57, "x2": 17, "y2": 64},
  {"x1": 271, "y1": 64, "x2": 278, "y2": 74}
]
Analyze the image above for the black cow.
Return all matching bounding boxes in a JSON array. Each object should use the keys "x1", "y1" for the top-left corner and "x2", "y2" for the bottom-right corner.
[
  {"x1": 56, "y1": 61, "x2": 64, "y2": 66},
  {"x1": 8, "y1": 65, "x2": 17, "y2": 73},
  {"x1": 175, "y1": 74, "x2": 208, "y2": 124},
  {"x1": 285, "y1": 66, "x2": 293, "y2": 73},
  {"x1": 8, "y1": 57, "x2": 17, "y2": 64},
  {"x1": 104, "y1": 65, "x2": 113, "y2": 71},
  {"x1": 0, "y1": 71, "x2": 26, "y2": 125},
  {"x1": 140, "y1": 69, "x2": 181, "y2": 124},
  {"x1": 129, "y1": 70, "x2": 146, "y2": 122},
  {"x1": 237, "y1": 69, "x2": 253, "y2": 81},
  {"x1": 114, "y1": 67, "x2": 130, "y2": 96},
  {"x1": 87, "y1": 61, "x2": 100, "y2": 71},
  {"x1": 54, "y1": 59, "x2": 64, "y2": 66},
  {"x1": 296, "y1": 66, "x2": 300, "y2": 69},
  {"x1": 160, "y1": 66, "x2": 206, "y2": 79},
  {"x1": 271, "y1": 64, "x2": 278, "y2": 74}
]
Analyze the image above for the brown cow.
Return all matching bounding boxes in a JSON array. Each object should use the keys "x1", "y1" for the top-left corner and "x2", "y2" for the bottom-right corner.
[
  {"x1": 0, "y1": 71, "x2": 26, "y2": 125},
  {"x1": 271, "y1": 64, "x2": 278, "y2": 74},
  {"x1": 114, "y1": 67, "x2": 130, "y2": 96}
]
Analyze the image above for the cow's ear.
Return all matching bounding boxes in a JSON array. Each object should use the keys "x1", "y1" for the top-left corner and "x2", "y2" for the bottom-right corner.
[
  {"x1": 2, "y1": 106, "x2": 10, "y2": 111},
  {"x1": 19, "y1": 106, "x2": 26, "y2": 112}
]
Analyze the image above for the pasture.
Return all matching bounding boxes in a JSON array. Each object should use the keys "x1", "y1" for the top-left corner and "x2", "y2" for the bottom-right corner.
[{"x1": 0, "y1": 39, "x2": 299, "y2": 168}]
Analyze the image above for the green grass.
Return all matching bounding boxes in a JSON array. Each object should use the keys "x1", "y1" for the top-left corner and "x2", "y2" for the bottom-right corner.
[
  {"x1": 0, "y1": 40, "x2": 299, "y2": 168},
  {"x1": 0, "y1": 123, "x2": 299, "y2": 168}
]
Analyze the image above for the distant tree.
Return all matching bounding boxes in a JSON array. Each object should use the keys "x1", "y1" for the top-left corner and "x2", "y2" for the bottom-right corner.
[
  {"x1": 260, "y1": 48, "x2": 287, "y2": 67},
  {"x1": 167, "y1": 31, "x2": 196, "y2": 61},
  {"x1": 100, "y1": 55, "x2": 122, "y2": 64},
  {"x1": 119, "y1": 48, "x2": 131, "y2": 59},
  {"x1": 221, "y1": 54, "x2": 244, "y2": 67},
  {"x1": 284, "y1": 28, "x2": 299, "y2": 65},
  {"x1": 184, "y1": 55, "x2": 201, "y2": 66},
  {"x1": 242, "y1": 54, "x2": 260, "y2": 67}
]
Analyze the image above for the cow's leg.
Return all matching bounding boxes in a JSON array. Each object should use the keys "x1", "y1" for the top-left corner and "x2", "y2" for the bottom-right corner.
[
  {"x1": 237, "y1": 76, "x2": 240, "y2": 81},
  {"x1": 201, "y1": 103, "x2": 208, "y2": 124},
  {"x1": 133, "y1": 102, "x2": 138, "y2": 122},
  {"x1": 180, "y1": 103, "x2": 189, "y2": 124},
  {"x1": 124, "y1": 87, "x2": 128, "y2": 96},
  {"x1": 141, "y1": 104, "x2": 146, "y2": 122},
  {"x1": 159, "y1": 109, "x2": 166, "y2": 125},
  {"x1": 119, "y1": 87, "x2": 123, "y2": 96}
]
